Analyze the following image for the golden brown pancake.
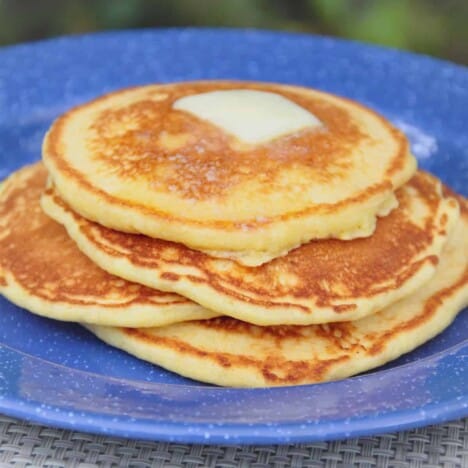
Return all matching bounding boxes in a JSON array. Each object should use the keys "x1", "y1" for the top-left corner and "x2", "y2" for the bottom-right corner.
[
  {"x1": 42, "y1": 81, "x2": 416, "y2": 264},
  {"x1": 0, "y1": 163, "x2": 216, "y2": 327},
  {"x1": 43, "y1": 171, "x2": 460, "y2": 325},
  {"x1": 85, "y1": 201, "x2": 468, "y2": 387}
]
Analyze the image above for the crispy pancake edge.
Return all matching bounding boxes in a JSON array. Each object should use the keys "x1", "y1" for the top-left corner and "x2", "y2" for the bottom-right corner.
[{"x1": 0, "y1": 163, "x2": 217, "y2": 327}]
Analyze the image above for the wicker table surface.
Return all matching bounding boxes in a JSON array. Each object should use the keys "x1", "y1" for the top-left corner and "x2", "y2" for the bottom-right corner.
[{"x1": 0, "y1": 415, "x2": 466, "y2": 467}]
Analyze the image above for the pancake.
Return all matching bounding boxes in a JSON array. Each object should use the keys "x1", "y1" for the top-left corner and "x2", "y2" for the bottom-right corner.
[
  {"x1": 43, "y1": 171, "x2": 460, "y2": 325},
  {"x1": 42, "y1": 81, "x2": 416, "y2": 265},
  {"x1": 0, "y1": 163, "x2": 216, "y2": 327},
  {"x1": 85, "y1": 202, "x2": 468, "y2": 387}
]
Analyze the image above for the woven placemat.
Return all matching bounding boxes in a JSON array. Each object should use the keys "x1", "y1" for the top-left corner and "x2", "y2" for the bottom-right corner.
[{"x1": 0, "y1": 416, "x2": 466, "y2": 467}]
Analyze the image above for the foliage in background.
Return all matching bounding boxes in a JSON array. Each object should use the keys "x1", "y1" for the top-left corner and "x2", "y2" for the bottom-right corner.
[{"x1": 0, "y1": 0, "x2": 467, "y2": 64}]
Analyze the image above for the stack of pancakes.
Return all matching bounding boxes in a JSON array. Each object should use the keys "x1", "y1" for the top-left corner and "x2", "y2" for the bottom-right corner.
[{"x1": 1, "y1": 81, "x2": 467, "y2": 387}]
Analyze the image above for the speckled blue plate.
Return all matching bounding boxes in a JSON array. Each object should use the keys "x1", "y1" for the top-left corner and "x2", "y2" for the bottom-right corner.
[{"x1": 0, "y1": 29, "x2": 467, "y2": 444}]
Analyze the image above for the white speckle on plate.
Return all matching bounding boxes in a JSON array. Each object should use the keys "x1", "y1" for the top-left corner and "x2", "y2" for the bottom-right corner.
[{"x1": 394, "y1": 120, "x2": 438, "y2": 160}]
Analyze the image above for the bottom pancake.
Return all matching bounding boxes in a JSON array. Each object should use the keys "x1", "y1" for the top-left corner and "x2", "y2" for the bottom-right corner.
[
  {"x1": 0, "y1": 163, "x2": 216, "y2": 327},
  {"x1": 86, "y1": 203, "x2": 468, "y2": 387}
]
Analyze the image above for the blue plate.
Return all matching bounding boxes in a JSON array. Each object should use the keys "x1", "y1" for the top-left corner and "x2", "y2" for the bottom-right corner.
[{"x1": 0, "y1": 29, "x2": 467, "y2": 444}]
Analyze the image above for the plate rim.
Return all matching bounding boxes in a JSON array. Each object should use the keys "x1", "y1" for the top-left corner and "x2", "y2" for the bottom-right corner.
[
  {"x1": 0, "y1": 339, "x2": 466, "y2": 444},
  {"x1": 2, "y1": 26, "x2": 467, "y2": 73}
]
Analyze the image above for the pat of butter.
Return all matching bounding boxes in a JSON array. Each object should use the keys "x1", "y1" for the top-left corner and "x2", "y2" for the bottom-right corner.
[{"x1": 173, "y1": 89, "x2": 322, "y2": 144}]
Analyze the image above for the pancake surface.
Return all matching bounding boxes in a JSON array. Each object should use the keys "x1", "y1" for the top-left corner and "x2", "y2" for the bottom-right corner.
[
  {"x1": 0, "y1": 163, "x2": 216, "y2": 327},
  {"x1": 86, "y1": 201, "x2": 468, "y2": 387},
  {"x1": 43, "y1": 81, "x2": 416, "y2": 263},
  {"x1": 43, "y1": 171, "x2": 460, "y2": 325}
]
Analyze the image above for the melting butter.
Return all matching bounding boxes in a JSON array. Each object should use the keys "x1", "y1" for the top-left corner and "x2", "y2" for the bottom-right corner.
[{"x1": 173, "y1": 89, "x2": 322, "y2": 144}]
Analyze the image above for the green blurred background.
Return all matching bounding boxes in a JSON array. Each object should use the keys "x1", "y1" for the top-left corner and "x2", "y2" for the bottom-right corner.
[{"x1": 1, "y1": 0, "x2": 467, "y2": 65}]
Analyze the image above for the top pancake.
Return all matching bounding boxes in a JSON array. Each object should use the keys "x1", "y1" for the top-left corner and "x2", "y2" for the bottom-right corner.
[
  {"x1": 43, "y1": 171, "x2": 460, "y2": 325},
  {"x1": 42, "y1": 81, "x2": 416, "y2": 263}
]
